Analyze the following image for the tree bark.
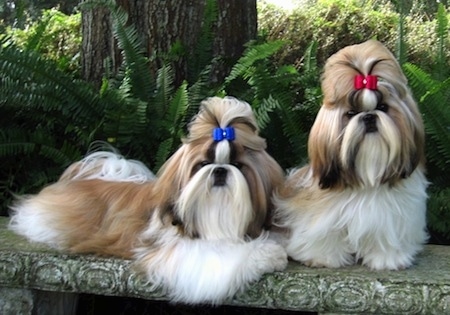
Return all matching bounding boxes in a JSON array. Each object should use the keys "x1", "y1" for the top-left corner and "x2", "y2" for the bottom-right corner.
[
  {"x1": 211, "y1": 0, "x2": 257, "y2": 84},
  {"x1": 81, "y1": 0, "x2": 257, "y2": 88},
  {"x1": 81, "y1": 4, "x2": 118, "y2": 88}
]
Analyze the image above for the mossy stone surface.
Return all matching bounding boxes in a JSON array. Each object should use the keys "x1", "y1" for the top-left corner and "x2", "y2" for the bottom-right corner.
[{"x1": 1, "y1": 217, "x2": 449, "y2": 314}]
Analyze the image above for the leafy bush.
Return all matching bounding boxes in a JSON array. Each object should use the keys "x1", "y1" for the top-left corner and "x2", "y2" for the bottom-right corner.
[
  {"x1": 258, "y1": 0, "x2": 449, "y2": 72},
  {"x1": 5, "y1": 8, "x2": 81, "y2": 73},
  {"x1": 0, "y1": 3, "x2": 191, "y2": 213},
  {"x1": 0, "y1": 40, "x2": 99, "y2": 211},
  {"x1": 221, "y1": 40, "x2": 321, "y2": 167}
]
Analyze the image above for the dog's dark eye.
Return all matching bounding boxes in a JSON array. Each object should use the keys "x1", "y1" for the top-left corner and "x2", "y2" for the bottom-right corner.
[
  {"x1": 231, "y1": 162, "x2": 243, "y2": 169},
  {"x1": 376, "y1": 103, "x2": 389, "y2": 112},
  {"x1": 346, "y1": 110, "x2": 358, "y2": 118},
  {"x1": 192, "y1": 161, "x2": 210, "y2": 174}
]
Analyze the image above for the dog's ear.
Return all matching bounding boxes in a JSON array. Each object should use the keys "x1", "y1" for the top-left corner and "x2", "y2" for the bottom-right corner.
[
  {"x1": 317, "y1": 161, "x2": 341, "y2": 189},
  {"x1": 245, "y1": 150, "x2": 284, "y2": 235},
  {"x1": 308, "y1": 106, "x2": 344, "y2": 189},
  {"x1": 383, "y1": 95, "x2": 426, "y2": 184},
  {"x1": 153, "y1": 146, "x2": 190, "y2": 205}
]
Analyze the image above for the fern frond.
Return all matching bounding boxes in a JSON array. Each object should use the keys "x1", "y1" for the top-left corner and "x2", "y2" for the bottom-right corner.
[
  {"x1": 403, "y1": 63, "x2": 450, "y2": 170},
  {"x1": 434, "y1": 3, "x2": 449, "y2": 80},
  {"x1": 0, "y1": 129, "x2": 36, "y2": 157},
  {"x1": 0, "y1": 128, "x2": 81, "y2": 165},
  {"x1": 302, "y1": 40, "x2": 319, "y2": 72},
  {"x1": 0, "y1": 43, "x2": 105, "y2": 127},
  {"x1": 110, "y1": 5, "x2": 152, "y2": 102},
  {"x1": 225, "y1": 40, "x2": 286, "y2": 84},
  {"x1": 255, "y1": 95, "x2": 280, "y2": 129},
  {"x1": 166, "y1": 81, "x2": 189, "y2": 130},
  {"x1": 154, "y1": 64, "x2": 175, "y2": 120},
  {"x1": 81, "y1": 0, "x2": 153, "y2": 102},
  {"x1": 427, "y1": 187, "x2": 450, "y2": 238},
  {"x1": 188, "y1": 0, "x2": 218, "y2": 83},
  {"x1": 187, "y1": 62, "x2": 215, "y2": 119},
  {"x1": 153, "y1": 137, "x2": 174, "y2": 173}
]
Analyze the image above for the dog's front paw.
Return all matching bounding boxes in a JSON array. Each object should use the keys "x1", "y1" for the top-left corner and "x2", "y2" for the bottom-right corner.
[
  {"x1": 249, "y1": 239, "x2": 288, "y2": 273},
  {"x1": 303, "y1": 259, "x2": 330, "y2": 268},
  {"x1": 362, "y1": 251, "x2": 414, "y2": 270},
  {"x1": 302, "y1": 256, "x2": 353, "y2": 268}
]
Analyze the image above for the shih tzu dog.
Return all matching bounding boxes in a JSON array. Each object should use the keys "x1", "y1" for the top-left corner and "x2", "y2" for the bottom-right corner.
[
  {"x1": 274, "y1": 40, "x2": 428, "y2": 270},
  {"x1": 9, "y1": 96, "x2": 288, "y2": 304}
]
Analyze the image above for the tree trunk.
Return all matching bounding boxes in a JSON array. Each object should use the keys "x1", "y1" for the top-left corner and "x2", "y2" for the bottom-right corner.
[
  {"x1": 80, "y1": 0, "x2": 257, "y2": 88},
  {"x1": 211, "y1": 0, "x2": 257, "y2": 84},
  {"x1": 81, "y1": 4, "x2": 119, "y2": 88}
]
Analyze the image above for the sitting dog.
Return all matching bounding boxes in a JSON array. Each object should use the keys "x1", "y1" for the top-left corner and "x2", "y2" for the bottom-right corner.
[{"x1": 274, "y1": 40, "x2": 428, "y2": 270}]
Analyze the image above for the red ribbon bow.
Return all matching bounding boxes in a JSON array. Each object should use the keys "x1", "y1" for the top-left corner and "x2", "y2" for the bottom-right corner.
[{"x1": 354, "y1": 75, "x2": 378, "y2": 90}]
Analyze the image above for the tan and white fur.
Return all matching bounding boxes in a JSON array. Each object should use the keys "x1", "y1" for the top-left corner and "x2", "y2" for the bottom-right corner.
[
  {"x1": 9, "y1": 96, "x2": 288, "y2": 304},
  {"x1": 274, "y1": 40, "x2": 428, "y2": 270}
]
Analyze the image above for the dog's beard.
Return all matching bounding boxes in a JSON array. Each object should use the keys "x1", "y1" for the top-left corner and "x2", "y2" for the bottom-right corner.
[
  {"x1": 176, "y1": 164, "x2": 253, "y2": 240},
  {"x1": 340, "y1": 112, "x2": 402, "y2": 187}
]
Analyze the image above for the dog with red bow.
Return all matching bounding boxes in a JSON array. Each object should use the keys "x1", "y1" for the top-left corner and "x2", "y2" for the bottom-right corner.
[
  {"x1": 9, "y1": 96, "x2": 288, "y2": 303},
  {"x1": 274, "y1": 40, "x2": 428, "y2": 270}
]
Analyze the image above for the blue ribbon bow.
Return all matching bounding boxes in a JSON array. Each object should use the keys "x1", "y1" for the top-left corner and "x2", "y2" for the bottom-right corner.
[{"x1": 213, "y1": 127, "x2": 235, "y2": 141}]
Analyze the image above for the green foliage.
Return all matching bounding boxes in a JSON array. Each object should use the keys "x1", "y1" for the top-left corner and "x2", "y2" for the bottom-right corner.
[
  {"x1": 404, "y1": 64, "x2": 450, "y2": 172},
  {"x1": 4, "y1": 8, "x2": 81, "y2": 73},
  {"x1": 0, "y1": 41, "x2": 99, "y2": 212},
  {"x1": 427, "y1": 187, "x2": 450, "y2": 241},
  {"x1": 258, "y1": 0, "x2": 449, "y2": 72},
  {"x1": 404, "y1": 62, "x2": 450, "y2": 238},
  {"x1": 259, "y1": 0, "x2": 398, "y2": 66},
  {"x1": 0, "y1": 0, "x2": 78, "y2": 30},
  {"x1": 222, "y1": 40, "x2": 321, "y2": 167},
  {"x1": 79, "y1": 0, "x2": 194, "y2": 169},
  {"x1": 187, "y1": 0, "x2": 218, "y2": 83},
  {"x1": 0, "y1": 2, "x2": 192, "y2": 213},
  {"x1": 399, "y1": 3, "x2": 450, "y2": 240},
  {"x1": 434, "y1": 3, "x2": 449, "y2": 80}
]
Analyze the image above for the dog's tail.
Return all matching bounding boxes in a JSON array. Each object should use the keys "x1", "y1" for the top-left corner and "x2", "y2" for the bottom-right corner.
[
  {"x1": 8, "y1": 146, "x2": 156, "y2": 258},
  {"x1": 60, "y1": 150, "x2": 155, "y2": 183}
]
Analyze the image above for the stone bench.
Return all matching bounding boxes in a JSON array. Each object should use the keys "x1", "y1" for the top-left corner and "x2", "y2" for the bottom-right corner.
[{"x1": 0, "y1": 216, "x2": 449, "y2": 314}]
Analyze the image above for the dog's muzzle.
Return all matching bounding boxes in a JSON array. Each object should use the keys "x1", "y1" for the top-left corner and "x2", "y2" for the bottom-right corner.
[
  {"x1": 213, "y1": 167, "x2": 228, "y2": 186},
  {"x1": 363, "y1": 114, "x2": 377, "y2": 133}
]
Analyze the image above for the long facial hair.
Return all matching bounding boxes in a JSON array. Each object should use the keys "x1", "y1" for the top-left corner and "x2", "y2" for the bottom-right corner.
[{"x1": 308, "y1": 40, "x2": 425, "y2": 189}]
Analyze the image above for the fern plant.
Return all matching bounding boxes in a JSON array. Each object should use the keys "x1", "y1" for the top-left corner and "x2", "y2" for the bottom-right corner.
[
  {"x1": 401, "y1": 3, "x2": 450, "y2": 242},
  {"x1": 404, "y1": 62, "x2": 450, "y2": 241},
  {"x1": 433, "y1": 3, "x2": 449, "y2": 81},
  {"x1": 80, "y1": 0, "x2": 193, "y2": 169},
  {"x1": 0, "y1": 41, "x2": 103, "y2": 214},
  {"x1": 222, "y1": 40, "x2": 321, "y2": 168},
  {"x1": 0, "y1": 0, "x2": 227, "y2": 216},
  {"x1": 0, "y1": 2, "x2": 193, "y2": 214},
  {"x1": 187, "y1": 0, "x2": 218, "y2": 84}
]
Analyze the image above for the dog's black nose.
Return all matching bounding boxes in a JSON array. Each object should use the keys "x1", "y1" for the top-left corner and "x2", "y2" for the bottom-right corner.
[
  {"x1": 363, "y1": 114, "x2": 377, "y2": 132},
  {"x1": 213, "y1": 167, "x2": 228, "y2": 186}
]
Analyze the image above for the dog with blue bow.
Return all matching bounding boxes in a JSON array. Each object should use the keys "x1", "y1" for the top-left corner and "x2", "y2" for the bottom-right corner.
[{"x1": 9, "y1": 96, "x2": 287, "y2": 304}]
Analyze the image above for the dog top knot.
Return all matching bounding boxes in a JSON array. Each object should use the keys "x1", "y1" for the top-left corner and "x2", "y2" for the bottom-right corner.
[
  {"x1": 184, "y1": 96, "x2": 267, "y2": 151},
  {"x1": 213, "y1": 127, "x2": 235, "y2": 142},
  {"x1": 354, "y1": 75, "x2": 377, "y2": 90},
  {"x1": 353, "y1": 74, "x2": 380, "y2": 110}
]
